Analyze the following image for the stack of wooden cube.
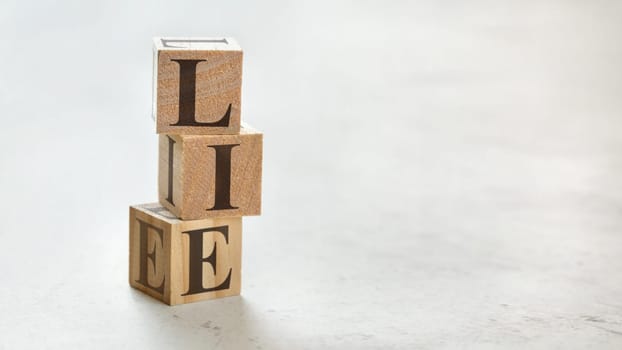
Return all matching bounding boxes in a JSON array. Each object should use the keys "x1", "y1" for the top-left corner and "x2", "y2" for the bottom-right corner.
[{"x1": 128, "y1": 37, "x2": 262, "y2": 305}]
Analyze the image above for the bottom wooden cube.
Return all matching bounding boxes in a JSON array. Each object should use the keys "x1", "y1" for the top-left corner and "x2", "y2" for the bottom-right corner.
[{"x1": 129, "y1": 203, "x2": 241, "y2": 305}]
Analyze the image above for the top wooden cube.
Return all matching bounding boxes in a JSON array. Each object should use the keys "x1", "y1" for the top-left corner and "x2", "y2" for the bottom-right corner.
[{"x1": 152, "y1": 37, "x2": 243, "y2": 135}]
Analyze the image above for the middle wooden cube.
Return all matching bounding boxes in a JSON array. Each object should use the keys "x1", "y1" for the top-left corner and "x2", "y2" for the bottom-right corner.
[{"x1": 158, "y1": 124, "x2": 262, "y2": 220}]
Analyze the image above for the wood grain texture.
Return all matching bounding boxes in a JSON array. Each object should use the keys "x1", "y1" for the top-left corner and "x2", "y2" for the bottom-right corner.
[
  {"x1": 129, "y1": 203, "x2": 242, "y2": 305},
  {"x1": 158, "y1": 123, "x2": 263, "y2": 220},
  {"x1": 152, "y1": 37, "x2": 242, "y2": 135}
]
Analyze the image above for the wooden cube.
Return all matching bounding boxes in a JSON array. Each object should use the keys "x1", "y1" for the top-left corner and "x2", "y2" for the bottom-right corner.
[
  {"x1": 129, "y1": 203, "x2": 242, "y2": 305},
  {"x1": 158, "y1": 123, "x2": 262, "y2": 220},
  {"x1": 152, "y1": 37, "x2": 242, "y2": 135}
]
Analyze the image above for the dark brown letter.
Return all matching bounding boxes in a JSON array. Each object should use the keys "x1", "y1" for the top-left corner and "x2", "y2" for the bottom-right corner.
[
  {"x1": 181, "y1": 226, "x2": 232, "y2": 296},
  {"x1": 169, "y1": 59, "x2": 231, "y2": 127},
  {"x1": 135, "y1": 219, "x2": 165, "y2": 294}
]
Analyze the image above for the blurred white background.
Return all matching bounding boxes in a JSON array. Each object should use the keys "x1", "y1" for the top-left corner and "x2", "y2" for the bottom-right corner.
[{"x1": 1, "y1": 0, "x2": 622, "y2": 348}]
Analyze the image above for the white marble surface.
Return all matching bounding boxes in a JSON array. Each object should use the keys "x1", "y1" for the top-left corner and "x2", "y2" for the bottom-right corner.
[{"x1": 1, "y1": 0, "x2": 622, "y2": 348}]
